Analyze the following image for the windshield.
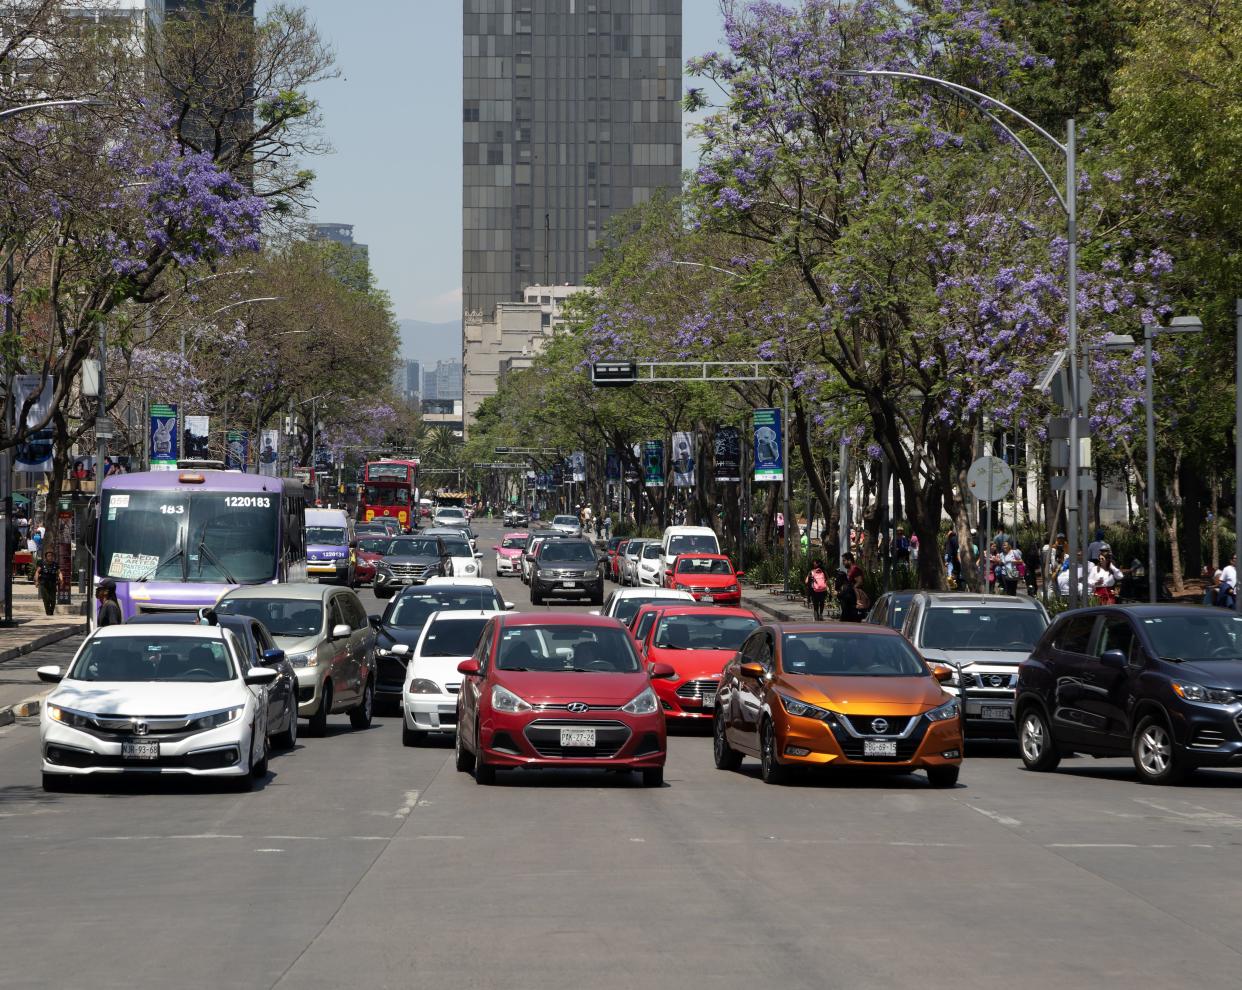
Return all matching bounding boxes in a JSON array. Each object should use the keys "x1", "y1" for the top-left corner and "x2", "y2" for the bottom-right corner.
[
  {"x1": 69, "y1": 636, "x2": 235, "y2": 682},
  {"x1": 676, "y1": 557, "x2": 732, "y2": 576},
  {"x1": 500, "y1": 536, "x2": 528, "y2": 549},
  {"x1": 387, "y1": 539, "x2": 441, "y2": 557},
  {"x1": 98, "y1": 490, "x2": 279, "y2": 584},
  {"x1": 668, "y1": 534, "x2": 718, "y2": 555},
  {"x1": 358, "y1": 537, "x2": 391, "y2": 554},
  {"x1": 920, "y1": 607, "x2": 1047, "y2": 651},
  {"x1": 613, "y1": 597, "x2": 667, "y2": 624},
  {"x1": 782, "y1": 632, "x2": 928, "y2": 676},
  {"x1": 441, "y1": 539, "x2": 472, "y2": 557},
  {"x1": 1142, "y1": 613, "x2": 1242, "y2": 662},
  {"x1": 495, "y1": 624, "x2": 640, "y2": 671},
  {"x1": 633, "y1": 610, "x2": 663, "y2": 641},
  {"x1": 539, "y1": 542, "x2": 595, "y2": 563},
  {"x1": 437, "y1": 508, "x2": 465, "y2": 519},
  {"x1": 386, "y1": 589, "x2": 500, "y2": 627},
  {"x1": 654, "y1": 614, "x2": 758, "y2": 650},
  {"x1": 420, "y1": 617, "x2": 489, "y2": 657},
  {"x1": 642, "y1": 544, "x2": 662, "y2": 559},
  {"x1": 552, "y1": 516, "x2": 578, "y2": 526},
  {"x1": 306, "y1": 526, "x2": 346, "y2": 545},
  {"x1": 215, "y1": 597, "x2": 324, "y2": 638},
  {"x1": 625, "y1": 543, "x2": 646, "y2": 558}
]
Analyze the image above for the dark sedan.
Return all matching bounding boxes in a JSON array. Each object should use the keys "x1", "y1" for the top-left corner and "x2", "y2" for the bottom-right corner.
[{"x1": 372, "y1": 536, "x2": 450, "y2": 599}]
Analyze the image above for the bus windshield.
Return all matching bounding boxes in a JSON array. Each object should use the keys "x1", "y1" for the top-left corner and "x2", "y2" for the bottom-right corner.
[{"x1": 98, "y1": 490, "x2": 279, "y2": 584}]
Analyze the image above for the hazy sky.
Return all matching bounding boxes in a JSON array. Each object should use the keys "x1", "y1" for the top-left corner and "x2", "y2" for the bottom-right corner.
[{"x1": 257, "y1": 0, "x2": 727, "y2": 326}]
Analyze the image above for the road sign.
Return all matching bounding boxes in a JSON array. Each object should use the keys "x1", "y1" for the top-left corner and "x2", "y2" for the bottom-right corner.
[
  {"x1": 966, "y1": 455, "x2": 1013, "y2": 503},
  {"x1": 591, "y1": 361, "x2": 637, "y2": 387}
]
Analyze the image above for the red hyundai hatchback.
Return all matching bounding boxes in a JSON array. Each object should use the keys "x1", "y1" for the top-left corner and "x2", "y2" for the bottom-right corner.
[
  {"x1": 454, "y1": 613, "x2": 671, "y2": 786},
  {"x1": 639, "y1": 606, "x2": 761, "y2": 720}
]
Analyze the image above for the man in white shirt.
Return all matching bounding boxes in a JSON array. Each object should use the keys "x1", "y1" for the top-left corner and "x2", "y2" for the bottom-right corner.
[{"x1": 1220, "y1": 554, "x2": 1238, "y2": 608}]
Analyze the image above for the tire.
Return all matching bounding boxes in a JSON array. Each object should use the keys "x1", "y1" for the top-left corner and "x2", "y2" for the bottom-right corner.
[
  {"x1": 713, "y1": 708, "x2": 743, "y2": 771},
  {"x1": 273, "y1": 698, "x2": 298, "y2": 750},
  {"x1": 251, "y1": 731, "x2": 269, "y2": 779},
  {"x1": 926, "y1": 765, "x2": 959, "y2": 788},
  {"x1": 1132, "y1": 715, "x2": 1189, "y2": 785},
  {"x1": 402, "y1": 721, "x2": 421, "y2": 747},
  {"x1": 306, "y1": 681, "x2": 332, "y2": 737},
  {"x1": 349, "y1": 678, "x2": 374, "y2": 730},
  {"x1": 1018, "y1": 706, "x2": 1061, "y2": 772},
  {"x1": 641, "y1": 767, "x2": 664, "y2": 787},
  {"x1": 474, "y1": 730, "x2": 496, "y2": 785},
  {"x1": 454, "y1": 727, "x2": 474, "y2": 772},
  {"x1": 531, "y1": 587, "x2": 543, "y2": 606},
  {"x1": 591, "y1": 587, "x2": 604, "y2": 606},
  {"x1": 759, "y1": 718, "x2": 788, "y2": 785},
  {"x1": 41, "y1": 772, "x2": 72, "y2": 793}
]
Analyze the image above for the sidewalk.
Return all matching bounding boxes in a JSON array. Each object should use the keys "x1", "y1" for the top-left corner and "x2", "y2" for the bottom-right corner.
[
  {"x1": 743, "y1": 585, "x2": 828, "y2": 623},
  {"x1": 0, "y1": 583, "x2": 88, "y2": 722}
]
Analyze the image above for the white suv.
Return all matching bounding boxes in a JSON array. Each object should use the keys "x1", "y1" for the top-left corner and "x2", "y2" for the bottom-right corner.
[{"x1": 433, "y1": 506, "x2": 467, "y2": 528}]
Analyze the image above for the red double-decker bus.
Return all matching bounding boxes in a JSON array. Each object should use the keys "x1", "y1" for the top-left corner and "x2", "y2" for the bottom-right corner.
[{"x1": 360, "y1": 459, "x2": 420, "y2": 532}]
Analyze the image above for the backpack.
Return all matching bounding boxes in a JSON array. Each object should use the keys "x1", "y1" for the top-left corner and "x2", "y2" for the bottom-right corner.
[
  {"x1": 855, "y1": 587, "x2": 871, "y2": 610},
  {"x1": 810, "y1": 569, "x2": 827, "y2": 593}
]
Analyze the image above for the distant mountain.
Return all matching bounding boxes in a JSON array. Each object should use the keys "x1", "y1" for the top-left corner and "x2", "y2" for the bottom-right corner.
[{"x1": 399, "y1": 319, "x2": 461, "y2": 364}]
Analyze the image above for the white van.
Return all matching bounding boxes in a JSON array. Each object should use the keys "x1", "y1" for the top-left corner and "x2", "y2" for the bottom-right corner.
[
  {"x1": 305, "y1": 507, "x2": 355, "y2": 585},
  {"x1": 659, "y1": 525, "x2": 721, "y2": 585}
]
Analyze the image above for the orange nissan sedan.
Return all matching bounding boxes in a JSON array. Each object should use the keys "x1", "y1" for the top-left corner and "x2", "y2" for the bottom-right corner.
[{"x1": 714, "y1": 622, "x2": 963, "y2": 786}]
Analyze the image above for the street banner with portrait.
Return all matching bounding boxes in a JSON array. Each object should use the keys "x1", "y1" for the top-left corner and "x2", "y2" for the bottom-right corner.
[
  {"x1": 225, "y1": 430, "x2": 249, "y2": 471},
  {"x1": 184, "y1": 415, "x2": 210, "y2": 459},
  {"x1": 13, "y1": 375, "x2": 54, "y2": 472},
  {"x1": 714, "y1": 426, "x2": 741, "y2": 482},
  {"x1": 571, "y1": 450, "x2": 586, "y2": 482},
  {"x1": 753, "y1": 408, "x2": 783, "y2": 482},
  {"x1": 149, "y1": 402, "x2": 179, "y2": 470},
  {"x1": 642, "y1": 440, "x2": 665, "y2": 487},
  {"x1": 671, "y1": 431, "x2": 695, "y2": 488},
  {"x1": 605, "y1": 448, "x2": 621, "y2": 481},
  {"x1": 258, "y1": 428, "x2": 280, "y2": 477}
]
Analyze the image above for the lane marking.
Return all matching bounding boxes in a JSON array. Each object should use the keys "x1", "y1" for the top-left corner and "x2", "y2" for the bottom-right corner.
[
  {"x1": 969, "y1": 805, "x2": 1022, "y2": 827},
  {"x1": 254, "y1": 848, "x2": 285, "y2": 853}
]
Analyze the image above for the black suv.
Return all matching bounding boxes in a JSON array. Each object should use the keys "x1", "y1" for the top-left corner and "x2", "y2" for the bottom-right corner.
[
  {"x1": 530, "y1": 538, "x2": 604, "y2": 605},
  {"x1": 1016, "y1": 604, "x2": 1242, "y2": 784},
  {"x1": 372, "y1": 536, "x2": 450, "y2": 599}
]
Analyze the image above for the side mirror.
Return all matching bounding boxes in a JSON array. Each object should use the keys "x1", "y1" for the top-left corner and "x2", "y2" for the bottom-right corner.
[
  {"x1": 262, "y1": 647, "x2": 286, "y2": 665},
  {"x1": 491, "y1": 546, "x2": 500, "y2": 552},
  {"x1": 457, "y1": 659, "x2": 481, "y2": 676},
  {"x1": 649, "y1": 661, "x2": 676, "y2": 679},
  {"x1": 36, "y1": 665, "x2": 62, "y2": 684},
  {"x1": 735, "y1": 570, "x2": 746, "y2": 579},
  {"x1": 244, "y1": 666, "x2": 279, "y2": 686},
  {"x1": 930, "y1": 663, "x2": 954, "y2": 684},
  {"x1": 587, "y1": 609, "x2": 601, "y2": 616},
  {"x1": 1099, "y1": 648, "x2": 1128, "y2": 671},
  {"x1": 474, "y1": 552, "x2": 483, "y2": 559},
  {"x1": 504, "y1": 601, "x2": 515, "y2": 611},
  {"x1": 392, "y1": 644, "x2": 410, "y2": 655},
  {"x1": 331, "y1": 623, "x2": 351, "y2": 640},
  {"x1": 369, "y1": 614, "x2": 381, "y2": 628},
  {"x1": 739, "y1": 661, "x2": 766, "y2": 679}
]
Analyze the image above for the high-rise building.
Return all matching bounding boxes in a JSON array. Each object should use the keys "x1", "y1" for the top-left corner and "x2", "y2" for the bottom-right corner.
[
  {"x1": 433, "y1": 359, "x2": 463, "y2": 401},
  {"x1": 423, "y1": 367, "x2": 440, "y2": 402},
  {"x1": 462, "y1": 0, "x2": 683, "y2": 423},
  {"x1": 405, "y1": 359, "x2": 422, "y2": 402}
]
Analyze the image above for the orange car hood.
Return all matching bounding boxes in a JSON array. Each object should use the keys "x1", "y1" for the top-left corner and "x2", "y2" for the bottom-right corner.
[{"x1": 784, "y1": 675, "x2": 947, "y2": 716}]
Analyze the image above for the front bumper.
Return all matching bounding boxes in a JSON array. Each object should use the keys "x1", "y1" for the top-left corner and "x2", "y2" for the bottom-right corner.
[
  {"x1": 637, "y1": 571, "x2": 661, "y2": 587},
  {"x1": 774, "y1": 709, "x2": 963, "y2": 769},
  {"x1": 295, "y1": 667, "x2": 327, "y2": 716},
  {"x1": 308, "y1": 560, "x2": 350, "y2": 580},
  {"x1": 496, "y1": 555, "x2": 521, "y2": 574},
  {"x1": 479, "y1": 710, "x2": 665, "y2": 769},
  {"x1": 41, "y1": 719, "x2": 253, "y2": 777},
  {"x1": 654, "y1": 677, "x2": 721, "y2": 720},
  {"x1": 532, "y1": 575, "x2": 603, "y2": 599},
  {"x1": 679, "y1": 588, "x2": 741, "y2": 605},
  {"x1": 1172, "y1": 706, "x2": 1242, "y2": 767},
  {"x1": 403, "y1": 691, "x2": 459, "y2": 733}
]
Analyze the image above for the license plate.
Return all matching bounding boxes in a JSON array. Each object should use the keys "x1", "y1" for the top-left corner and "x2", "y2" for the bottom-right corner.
[
  {"x1": 563, "y1": 581, "x2": 577, "y2": 588},
  {"x1": 863, "y1": 739, "x2": 897, "y2": 757},
  {"x1": 700, "y1": 595, "x2": 714, "y2": 603},
  {"x1": 700, "y1": 691, "x2": 716, "y2": 708},
  {"x1": 560, "y1": 727, "x2": 596, "y2": 747},
  {"x1": 122, "y1": 741, "x2": 159, "y2": 760},
  {"x1": 981, "y1": 705, "x2": 1013, "y2": 721},
  {"x1": 400, "y1": 578, "x2": 414, "y2": 585}
]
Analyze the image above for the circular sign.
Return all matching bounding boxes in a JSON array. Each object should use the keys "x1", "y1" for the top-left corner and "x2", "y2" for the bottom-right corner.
[{"x1": 966, "y1": 455, "x2": 1013, "y2": 502}]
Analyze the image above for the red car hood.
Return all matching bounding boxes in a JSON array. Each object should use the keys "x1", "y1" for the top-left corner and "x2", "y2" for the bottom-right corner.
[
  {"x1": 646, "y1": 646, "x2": 733, "y2": 679},
  {"x1": 672, "y1": 574, "x2": 736, "y2": 588},
  {"x1": 494, "y1": 670, "x2": 650, "y2": 705},
  {"x1": 496, "y1": 548, "x2": 524, "y2": 559}
]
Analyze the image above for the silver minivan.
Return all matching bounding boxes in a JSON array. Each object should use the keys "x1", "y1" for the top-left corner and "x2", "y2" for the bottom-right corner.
[
  {"x1": 216, "y1": 584, "x2": 376, "y2": 736},
  {"x1": 901, "y1": 592, "x2": 1050, "y2": 737}
]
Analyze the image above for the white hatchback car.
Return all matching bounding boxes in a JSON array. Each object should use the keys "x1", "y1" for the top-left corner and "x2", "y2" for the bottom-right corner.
[
  {"x1": 637, "y1": 541, "x2": 664, "y2": 587},
  {"x1": 38, "y1": 624, "x2": 279, "y2": 791},
  {"x1": 402, "y1": 610, "x2": 503, "y2": 745}
]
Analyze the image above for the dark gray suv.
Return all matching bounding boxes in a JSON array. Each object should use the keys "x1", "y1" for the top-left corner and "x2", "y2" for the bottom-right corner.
[
  {"x1": 373, "y1": 536, "x2": 450, "y2": 599},
  {"x1": 530, "y1": 538, "x2": 604, "y2": 605}
]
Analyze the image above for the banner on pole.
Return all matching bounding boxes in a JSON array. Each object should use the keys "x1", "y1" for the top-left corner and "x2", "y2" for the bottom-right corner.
[
  {"x1": 605, "y1": 448, "x2": 620, "y2": 481},
  {"x1": 642, "y1": 440, "x2": 664, "y2": 487},
  {"x1": 13, "y1": 375, "x2": 54, "y2": 472},
  {"x1": 184, "y1": 415, "x2": 210, "y2": 459},
  {"x1": 150, "y1": 403, "x2": 179, "y2": 471},
  {"x1": 225, "y1": 430, "x2": 249, "y2": 471},
  {"x1": 671, "y1": 431, "x2": 695, "y2": 488},
  {"x1": 571, "y1": 450, "x2": 586, "y2": 483},
  {"x1": 753, "y1": 408, "x2": 783, "y2": 482},
  {"x1": 258, "y1": 428, "x2": 280, "y2": 477},
  {"x1": 714, "y1": 426, "x2": 741, "y2": 482}
]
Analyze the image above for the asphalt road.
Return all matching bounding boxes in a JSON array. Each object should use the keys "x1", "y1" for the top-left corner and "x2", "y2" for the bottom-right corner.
[{"x1": 1, "y1": 520, "x2": 1240, "y2": 989}]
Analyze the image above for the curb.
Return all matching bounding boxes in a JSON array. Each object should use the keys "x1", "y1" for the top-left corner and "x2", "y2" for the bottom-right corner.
[
  {"x1": 0, "y1": 691, "x2": 49, "y2": 724},
  {"x1": 745, "y1": 594, "x2": 812, "y2": 623},
  {"x1": 0, "y1": 623, "x2": 85, "y2": 725}
]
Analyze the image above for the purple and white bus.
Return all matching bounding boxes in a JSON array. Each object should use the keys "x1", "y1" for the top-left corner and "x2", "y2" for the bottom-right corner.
[{"x1": 94, "y1": 469, "x2": 310, "y2": 622}]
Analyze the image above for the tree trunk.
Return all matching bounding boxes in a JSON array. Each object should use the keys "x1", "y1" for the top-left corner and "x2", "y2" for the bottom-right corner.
[
  {"x1": 1167, "y1": 450, "x2": 1184, "y2": 593},
  {"x1": 1179, "y1": 460, "x2": 1203, "y2": 579},
  {"x1": 1211, "y1": 472, "x2": 1220, "y2": 571}
]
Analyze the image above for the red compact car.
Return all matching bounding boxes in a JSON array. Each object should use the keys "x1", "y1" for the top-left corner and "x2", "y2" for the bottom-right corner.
[
  {"x1": 354, "y1": 534, "x2": 391, "y2": 586},
  {"x1": 664, "y1": 554, "x2": 744, "y2": 604},
  {"x1": 639, "y1": 606, "x2": 761, "y2": 720},
  {"x1": 628, "y1": 602, "x2": 684, "y2": 648},
  {"x1": 454, "y1": 613, "x2": 670, "y2": 786}
]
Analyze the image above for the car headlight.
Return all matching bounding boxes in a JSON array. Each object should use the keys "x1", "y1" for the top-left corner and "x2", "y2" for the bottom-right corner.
[
  {"x1": 1172, "y1": 682, "x2": 1237, "y2": 705},
  {"x1": 621, "y1": 686, "x2": 658, "y2": 715},
  {"x1": 722, "y1": 584, "x2": 740, "y2": 592},
  {"x1": 491, "y1": 684, "x2": 532, "y2": 713},
  {"x1": 286, "y1": 650, "x2": 318, "y2": 667},
  {"x1": 407, "y1": 678, "x2": 441, "y2": 694},
  {"x1": 193, "y1": 706, "x2": 244, "y2": 730},
  {"x1": 925, "y1": 699, "x2": 961, "y2": 722},
  {"x1": 778, "y1": 693, "x2": 834, "y2": 721},
  {"x1": 47, "y1": 704, "x2": 92, "y2": 729}
]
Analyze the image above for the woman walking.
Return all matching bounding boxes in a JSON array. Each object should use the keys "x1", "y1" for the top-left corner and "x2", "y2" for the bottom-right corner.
[
  {"x1": 36, "y1": 548, "x2": 59, "y2": 617},
  {"x1": 805, "y1": 558, "x2": 829, "y2": 621}
]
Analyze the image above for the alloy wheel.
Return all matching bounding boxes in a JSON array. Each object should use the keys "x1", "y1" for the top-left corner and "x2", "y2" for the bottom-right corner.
[
  {"x1": 1020, "y1": 712, "x2": 1044, "y2": 763},
  {"x1": 1136, "y1": 723, "x2": 1172, "y2": 776}
]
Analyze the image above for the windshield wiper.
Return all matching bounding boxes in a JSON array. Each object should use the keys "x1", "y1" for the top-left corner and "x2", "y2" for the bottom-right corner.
[
  {"x1": 654, "y1": 643, "x2": 683, "y2": 650},
  {"x1": 138, "y1": 538, "x2": 184, "y2": 582},
  {"x1": 502, "y1": 666, "x2": 531, "y2": 672},
  {"x1": 1159, "y1": 656, "x2": 1186, "y2": 663},
  {"x1": 196, "y1": 541, "x2": 238, "y2": 584}
]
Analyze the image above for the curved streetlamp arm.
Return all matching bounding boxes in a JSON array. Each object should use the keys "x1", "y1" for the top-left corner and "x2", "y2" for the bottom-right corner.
[
  {"x1": 958, "y1": 94, "x2": 1068, "y2": 214},
  {"x1": 0, "y1": 98, "x2": 101, "y2": 120}
]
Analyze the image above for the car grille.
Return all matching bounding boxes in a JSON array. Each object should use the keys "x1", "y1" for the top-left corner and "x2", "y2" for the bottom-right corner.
[
  {"x1": 388, "y1": 562, "x2": 433, "y2": 579},
  {"x1": 136, "y1": 605, "x2": 202, "y2": 618},
  {"x1": 523, "y1": 719, "x2": 632, "y2": 758},
  {"x1": 833, "y1": 720, "x2": 928, "y2": 761},
  {"x1": 675, "y1": 679, "x2": 719, "y2": 701},
  {"x1": 962, "y1": 672, "x2": 1016, "y2": 689},
  {"x1": 843, "y1": 714, "x2": 916, "y2": 736},
  {"x1": 67, "y1": 713, "x2": 208, "y2": 742},
  {"x1": 1191, "y1": 728, "x2": 1229, "y2": 749},
  {"x1": 687, "y1": 586, "x2": 719, "y2": 596},
  {"x1": 532, "y1": 702, "x2": 619, "y2": 712},
  {"x1": 447, "y1": 683, "x2": 461, "y2": 694},
  {"x1": 377, "y1": 655, "x2": 408, "y2": 689}
]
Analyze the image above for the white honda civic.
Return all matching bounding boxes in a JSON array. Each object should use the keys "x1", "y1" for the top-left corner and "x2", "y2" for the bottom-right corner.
[
  {"x1": 38, "y1": 624, "x2": 279, "y2": 792},
  {"x1": 402, "y1": 609, "x2": 503, "y2": 746}
]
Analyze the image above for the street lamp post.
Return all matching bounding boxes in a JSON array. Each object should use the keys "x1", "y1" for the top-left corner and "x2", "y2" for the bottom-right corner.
[{"x1": 1143, "y1": 316, "x2": 1203, "y2": 602}]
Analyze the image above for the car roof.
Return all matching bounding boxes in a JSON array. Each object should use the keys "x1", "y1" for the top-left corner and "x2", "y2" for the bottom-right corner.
[
  {"x1": 222, "y1": 584, "x2": 334, "y2": 602},
  {"x1": 91, "y1": 623, "x2": 227, "y2": 640},
  {"x1": 648, "y1": 605, "x2": 758, "y2": 619},
  {"x1": 501, "y1": 612, "x2": 621, "y2": 629},
  {"x1": 611, "y1": 588, "x2": 693, "y2": 599},
  {"x1": 502, "y1": 532, "x2": 529, "y2": 538},
  {"x1": 916, "y1": 592, "x2": 1045, "y2": 610},
  {"x1": 1065, "y1": 603, "x2": 1217, "y2": 619},
  {"x1": 673, "y1": 553, "x2": 730, "y2": 561},
  {"x1": 425, "y1": 577, "x2": 495, "y2": 588},
  {"x1": 768, "y1": 621, "x2": 899, "y2": 636}
]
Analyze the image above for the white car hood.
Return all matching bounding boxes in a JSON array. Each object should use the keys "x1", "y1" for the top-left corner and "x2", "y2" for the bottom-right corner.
[
  {"x1": 449, "y1": 555, "x2": 479, "y2": 573},
  {"x1": 919, "y1": 648, "x2": 1031, "y2": 668},
  {"x1": 407, "y1": 654, "x2": 468, "y2": 690},
  {"x1": 50, "y1": 678, "x2": 248, "y2": 716}
]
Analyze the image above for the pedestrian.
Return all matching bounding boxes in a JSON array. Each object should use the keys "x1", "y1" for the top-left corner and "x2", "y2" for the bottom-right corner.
[
  {"x1": 1000, "y1": 540, "x2": 1022, "y2": 596},
  {"x1": 1056, "y1": 550, "x2": 1085, "y2": 601},
  {"x1": 892, "y1": 526, "x2": 911, "y2": 565},
  {"x1": 805, "y1": 557, "x2": 829, "y2": 621},
  {"x1": 36, "y1": 548, "x2": 59, "y2": 617},
  {"x1": 95, "y1": 580, "x2": 123, "y2": 627},
  {"x1": 799, "y1": 529, "x2": 809, "y2": 555},
  {"x1": 776, "y1": 511, "x2": 785, "y2": 545},
  {"x1": 909, "y1": 532, "x2": 920, "y2": 567},
  {"x1": 1023, "y1": 542, "x2": 1041, "y2": 596},
  {"x1": 1086, "y1": 527, "x2": 1107, "y2": 565},
  {"x1": 837, "y1": 552, "x2": 868, "y2": 620},
  {"x1": 985, "y1": 541, "x2": 1001, "y2": 594},
  {"x1": 603, "y1": 513, "x2": 612, "y2": 541},
  {"x1": 945, "y1": 528, "x2": 960, "y2": 588},
  {"x1": 1089, "y1": 546, "x2": 1124, "y2": 604},
  {"x1": 1219, "y1": 554, "x2": 1238, "y2": 608}
]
